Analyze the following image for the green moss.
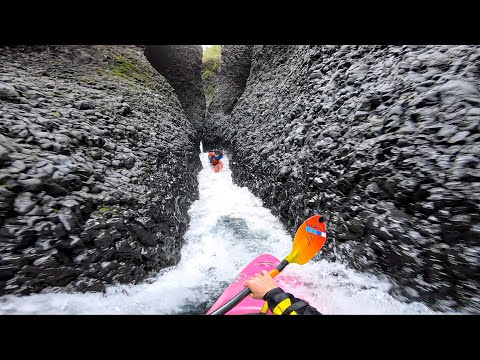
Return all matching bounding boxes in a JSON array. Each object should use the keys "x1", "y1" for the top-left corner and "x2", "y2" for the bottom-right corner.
[
  {"x1": 203, "y1": 45, "x2": 221, "y2": 62},
  {"x1": 52, "y1": 111, "x2": 61, "y2": 118},
  {"x1": 202, "y1": 47, "x2": 222, "y2": 105},
  {"x1": 94, "y1": 51, "x2": 159, "y2": 90},
  {"x1": 202, "y1": 60, "x2": 221, "y2": 79},
  {"x1": 202, "y1": 45, "x2": 221, "y2": 82},
  {"x1": 96, "y1": 67, "x2": 109, "y2": 76},
  {"x1": 110, "y1": 55, "x2": 154, "y2": 85},
  {"x1": 94, "y1": 205, "x2": 123, "y2": 217},
  {"x1": 52, "y1": 208, "x2": 59, "y2": 214},
  {"x1": 112, "y1": 67, "x2": 124, "y2": 78},
  {"x1": 93, "y1": 54, "x2": 158, "y2": 90}
]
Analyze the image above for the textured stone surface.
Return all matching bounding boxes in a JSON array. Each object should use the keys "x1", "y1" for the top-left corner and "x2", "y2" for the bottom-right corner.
[
  {"x1": 144, "y1": 45, "x2": 206, "y2": 131},
  {"x1": 203, "y1": 45, "x2": 252, "y2": 141},
  {"x1": 0, "y1": 45, "x2": 201, "y2": 296},
  {"x1": 206, "y1": 45, "x2": 480, "y2": 312}
]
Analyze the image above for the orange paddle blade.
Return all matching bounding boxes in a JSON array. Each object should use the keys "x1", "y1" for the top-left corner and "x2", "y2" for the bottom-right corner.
[{"x1": 286, "y1": 214, "x2": 327, "y2": 265}]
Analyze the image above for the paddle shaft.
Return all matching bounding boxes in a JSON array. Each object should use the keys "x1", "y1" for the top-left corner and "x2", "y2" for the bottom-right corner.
[{"x1": 210, "y1": 259, "x2": 289, "y2": 315}]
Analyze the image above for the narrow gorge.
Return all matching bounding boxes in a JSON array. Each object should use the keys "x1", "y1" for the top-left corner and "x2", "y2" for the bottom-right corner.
[{"x1": 1, "y1": 45, "x2": 479, "y2": 313}]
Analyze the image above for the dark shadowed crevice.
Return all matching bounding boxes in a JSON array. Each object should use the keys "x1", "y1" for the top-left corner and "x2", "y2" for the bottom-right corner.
[
  {"x1": 201, "y1": 45, "x2": 222, "y2": 108},
  {"x1": 144, "y1": 45, "x2": 206, "y2": 132},
  {"x1": 203, "y1": 45, "x2": 253, "y2": 147}
]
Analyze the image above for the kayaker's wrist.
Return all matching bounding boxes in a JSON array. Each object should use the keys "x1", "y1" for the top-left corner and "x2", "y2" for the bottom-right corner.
[{"x1": 263, "y1": 287, "x2": 284, "y2": 302}]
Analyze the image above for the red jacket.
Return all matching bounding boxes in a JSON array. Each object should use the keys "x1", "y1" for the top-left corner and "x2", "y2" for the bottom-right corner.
[{"x1": 208, "y1": 151, "x2": 221, "y2": 166}]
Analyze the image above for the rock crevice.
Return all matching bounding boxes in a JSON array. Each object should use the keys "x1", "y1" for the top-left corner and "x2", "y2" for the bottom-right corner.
[
  {"x1": 203, "y1": 45, "x2": 252, "y2": 145},
  {"x1": 144, "y1": 45, "x2": 206, "y2": 131}
]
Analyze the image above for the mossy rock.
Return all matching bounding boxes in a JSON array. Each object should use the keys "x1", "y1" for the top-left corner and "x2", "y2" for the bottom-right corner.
[
  {"x1": 110, "y1": 55, "x2": 155, "y2": 86},
  {"x1": 95, "y1": 206, "x2": 118, "y2": 215},
  {"x1": 202, "y1": 46, "x2": 222, "y2": 105}
]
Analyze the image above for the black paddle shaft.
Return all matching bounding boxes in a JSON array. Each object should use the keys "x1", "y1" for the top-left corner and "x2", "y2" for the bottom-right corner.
[{"x1": 209, "y1": 259, "x2": 289, "y2": 315}]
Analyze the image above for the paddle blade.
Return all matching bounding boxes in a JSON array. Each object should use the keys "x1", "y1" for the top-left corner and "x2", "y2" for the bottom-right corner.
[{"x1": 286, "y1": 214, "x2": 327, "y2": 265}]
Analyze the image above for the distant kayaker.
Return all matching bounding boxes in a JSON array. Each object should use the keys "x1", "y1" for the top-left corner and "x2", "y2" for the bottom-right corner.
[
  {"x1": 208, "y1": 149, "x2": 223, "y2": 166},
  {"x1": 244, "y1": 270, "x2": 322, "y2": 315}
]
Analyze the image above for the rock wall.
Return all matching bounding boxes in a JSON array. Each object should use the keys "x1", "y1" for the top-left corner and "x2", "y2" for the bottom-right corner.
[
  {"x1": 202, "y1": 50, "x2": 221, "y2": 107},
  {"x1": 203, "y1": 45, "x2": 252, "y2": 144},
  {"x1": 144, "y1": 45, "x2": 206, "y2": 130},
  {"x1": 206, "y1": 45, "x2": 480, "y2": 312},
  {"x1": 0, "y1": 45, "x2": 201, "y2": 295}
]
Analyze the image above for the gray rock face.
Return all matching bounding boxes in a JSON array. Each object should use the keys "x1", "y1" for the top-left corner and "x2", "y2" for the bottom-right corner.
[
  {"x1": 203, "y1": 45, "x2": 252, "y2": 144},
  {"x1": 144, "y1": 45, "x2": 206, "y2": 132},
  {"x1": 208, "y1": 45, "x2": 480, "y2": 313},
  {"x1": 0, "y1": 45, "x2": 201, "y2": 296},
  {"x1": 0, "y1": 83, "x2": 20, "y2": 99}
]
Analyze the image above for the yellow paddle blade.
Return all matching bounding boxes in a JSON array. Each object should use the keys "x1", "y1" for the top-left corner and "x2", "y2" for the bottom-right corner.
[{"x1": 285, "y1": 214, "x2": 327, "y2": 265}]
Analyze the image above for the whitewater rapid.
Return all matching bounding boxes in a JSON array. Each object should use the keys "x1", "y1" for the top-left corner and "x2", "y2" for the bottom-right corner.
[{"x1": 0, "y1": 150, "x2": 439, "y2": 314}]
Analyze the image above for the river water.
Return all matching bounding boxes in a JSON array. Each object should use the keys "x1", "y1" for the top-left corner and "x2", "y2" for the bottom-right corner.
[{"x1": 0, "y1": 150, "x2": 438, "y2": 314}]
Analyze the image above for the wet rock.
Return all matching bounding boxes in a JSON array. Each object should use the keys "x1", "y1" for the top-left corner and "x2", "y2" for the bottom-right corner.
[
  {"x1": 93, "y1": 230, "x2": 113, "y2": 248},
  {"x1": 205, "y1": 44, "x2": 480, "y2": 312},
  {"x1": 0, "y1": 144, "x2": 11, "y2": 163},
  {"x1": 12, "y1": 229, "x2": 37, "y2": 250},
  {"x1": 11, "y1": 160, "x2": 27, "y2": 172},
  {"x1": 36, "y1": 267, "x2": 82, "y2": 286},
  {"x1": 0, "y1": 134, "x2": 16, "y2": 159},
  {"x1": 124, "y1": 157, "x2": 135, "y2": 169},
  {"x1": 365, "y1": 183, "x2": 381, "y2": 197},
  {"x1": 44, "y1": 181, "x2": 69, "y2": 197},
  {"x1": 450, "y1": 214, "x2": 471, "y2": 231},
  {"x1": 57, "y1": 210, "x2": 77, "y2": 232},
  {"x1": 0, "y1": 45, "x2": 197, "y2": 296},
  {"x1": 115, "y1": 239, "x2": 135, "y2": 253},
  {"x1": 346, "y1": 219, "x2": 365, "y2": 235},
  {"x1": 90, "y1": 185, "x2": 102, "y2": 194},
  {"x1": 144, "y1": 45, "x2": 206, "y2": 130},
  {"x1": 17, "y1": 178, "x2": 43, "y2": 192},
  {"x1": 127, "y1": 223, "x2": 157, "y2": 246},
  {"x1": 438, "y1": 79, "x2": 479, "y2": 98},
  {"x1": 33, "y1": 249, "x2": 60, "y2": 267},
  {"x1": 0, "y1": 83, "x2": 19, "y2": 99},
  {"x1": 136, "y1": 216, "x2": 155, "y2": 229},
  {"x1": 1, "y1": 254, "x2": 33, "y2": 268},
  {"x1": 73, "y1": 277, "x2": 105, "y2": 292},
  {"x1": 0, "y1": 187, "x2": 15, "y2": 218},
  {"x1": 107, "y1": 218, "x2": 124, "y2": 231},
  {"x1": 14, "y1": 192, "x2": 37, "y2": 215},
  {"x1": 55, "y1": 235, "x2": 84, "y2": 251},
  {"x1": 383, "y1": 177, "x2": 397, "y2": 196},
  {"x1": 0, "y1": 266, "x2": 16, "y2": 281},
  {"x1": 73, "y1": 101, "x2": 94, "y2": 110},
  {"x1": 90, "y1": 151, "x2": 102, "y2": 160},
  {"x1": 448, "y1": 131, "x2": 470, "y2": 144},
  {"x1": 203, "y1": 45, "x2": 252, "y2": 132}
]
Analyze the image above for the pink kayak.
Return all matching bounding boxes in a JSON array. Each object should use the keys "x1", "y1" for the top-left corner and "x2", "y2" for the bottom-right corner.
[{"x1": 206, "y1": 254, "x2": 302, "y2": 315}]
